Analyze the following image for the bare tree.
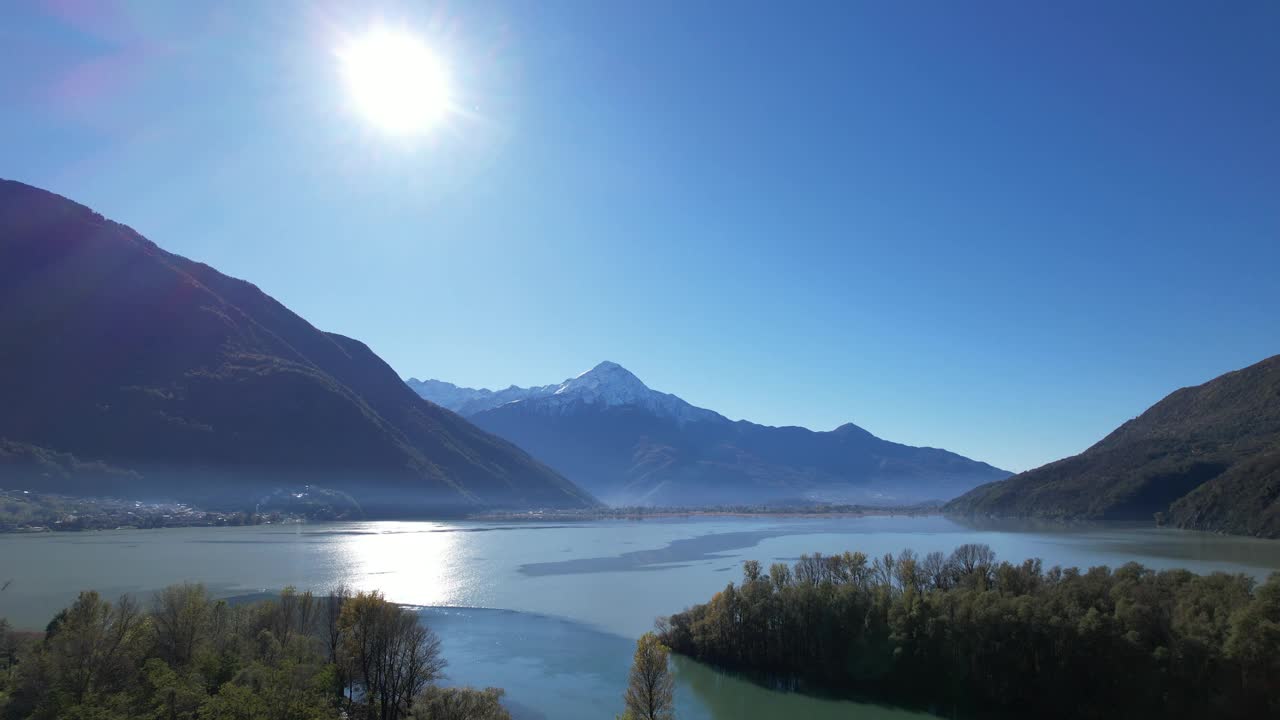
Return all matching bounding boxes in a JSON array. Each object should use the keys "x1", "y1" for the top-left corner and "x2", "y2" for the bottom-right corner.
[
  {"x1": 268, "y1": 586, "x2": 318, "y2": 647},
  {"x1": 795, "y1": 554, "x2": 821, "y2": 585},
  {"x1": 387, "y1": 610, "x2": 444, "y2": 716},
  {"x1": 921, "y1": 550, "x2": 954, "y2": 590},
  {"x1": 872, "y1": 552, "x2": 896, "y2": 588},
  {"x1": 323, "y1": 582, "x2": 351, "y2": 664},
  {"x1": 323, "y1": 582, "x2": 352, "y2": 702},
  {"x1": 949, "y1": 543, "x2": 996, "y2": 582},
  {"x1": 823, "y1": 554, "x2": 847, "y2": 584}
]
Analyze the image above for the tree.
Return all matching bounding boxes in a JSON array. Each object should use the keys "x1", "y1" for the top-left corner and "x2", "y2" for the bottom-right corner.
[
  {"x1": 322, "y1": 584, "x2": 350, "y2": 666},
  {"x1": 949, "y1": 543, "x2": 995, "y2": 581},
  {"x1": 198, "y1": 682, "x2": 266, "y2": 720},
  {"x1": 921, "y1": 550, "x2": 953, "y2": 590},
  {"x1": 660, "y1": 544, "x2": 1275, "y2": 720},
  {"x1": 151, "y1": 583, "x2": 210, "y2": 668},
  {"x1": 768, "y1": 563, "x2": 791, "y2": 592},
  {"x1": 1224, "y1": 572, "x2": 1280, "y2": 714},
  {"x1": 43, "y1": 591, "x2": 144, "y2": 707},
  {"x1": 266, "y1": 587, "x2": 317, "y2": 649},
  {"x1": 322, "y1": 583, "x2": 351, "y2": 700},
  {"x1": 622, "y1": 632, "x2": 674, "y2": 720},
  {"x1": 1, "y1": 584, "x2": 386, "y2": 720},
  {"x1": 339, "y1": 591, "x2": 444, "y2": 720},
  {"x1": 0, "y1": 617, "x2": 13, "y2": 680},
  {"x1": 411, "y1": 686, "x2": 511, "y2": 720},
  {"x1": 142, "y1": 656, "x2": 205, "y2": 720}
]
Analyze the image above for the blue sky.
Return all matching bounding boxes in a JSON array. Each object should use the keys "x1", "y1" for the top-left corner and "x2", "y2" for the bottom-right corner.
[{"x1": 2, "y1": 1, "x2": 1277, "y2": 472}]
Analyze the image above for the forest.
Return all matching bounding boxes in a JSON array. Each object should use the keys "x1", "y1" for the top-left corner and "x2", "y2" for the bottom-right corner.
[
  {"x1": 660, "y1": 544, "x2": 1280, "y2": 719},
  {"x1": 0, "y1": 585, "x2": 510, "y2": 720}
]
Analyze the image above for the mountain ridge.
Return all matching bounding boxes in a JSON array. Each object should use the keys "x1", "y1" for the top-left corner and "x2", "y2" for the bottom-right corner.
[
  {"x1": 0, "y1": 179, "x2": 597, "y2": 514},
  {"x1": 946, "y1": 353, "x2": 1280, "y2": 537},
  {"x1": 410, "y1": 361, "x2": 726, "y2": 425},
  {"x1": 409, "y1": 362, "x2": 1010, "y2": 505}
]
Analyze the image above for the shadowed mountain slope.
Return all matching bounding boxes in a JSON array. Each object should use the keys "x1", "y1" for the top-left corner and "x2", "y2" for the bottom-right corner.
[
  {"x1": 0, "y1": 180, "x2": 596, "y2": 514},
  {"x1": 947, "y1": 354, "x2": 1280, "y2": 537}
]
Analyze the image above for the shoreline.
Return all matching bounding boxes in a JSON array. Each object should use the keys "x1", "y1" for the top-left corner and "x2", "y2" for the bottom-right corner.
[{"x1": 465, "y1": 507, "x2": 943, "y2": 522}]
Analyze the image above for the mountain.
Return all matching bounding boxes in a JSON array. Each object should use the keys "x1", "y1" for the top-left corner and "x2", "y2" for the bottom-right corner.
[
  {"x1": 946, "y1": 354, "x2": 1280, "y2": 537},
  {"x1": 404, "y1": 378, "x2": 554, "y2": 417},
  {"x1": 409, "y1": 362, "x2": 1010, "y2": 505},
  {"x1": 414, "y1": 362, "x2": 724, "y2": 425},
  {"x1": 0, "y1": 180, "x2": 596, "y2": 514}
]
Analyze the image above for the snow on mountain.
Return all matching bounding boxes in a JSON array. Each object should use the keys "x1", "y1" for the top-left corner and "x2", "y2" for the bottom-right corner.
[
  {"x1": 404, "y1": 378, "x2": 553, "y2": 416},
  {"x1": 403, "y1": 378, "x2": 485, "y2": 411},
  {"x1": 407, "y1": 361, "x2": 724, "y2": 425},
  {"x1": 407, "y1": 360, "x2": 1010, "y2": 506}
]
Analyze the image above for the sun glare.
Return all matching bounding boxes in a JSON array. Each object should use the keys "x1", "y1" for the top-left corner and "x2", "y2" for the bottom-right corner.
[{"x1": 339, "y1": 27, "x2": 451, "y2": 135}]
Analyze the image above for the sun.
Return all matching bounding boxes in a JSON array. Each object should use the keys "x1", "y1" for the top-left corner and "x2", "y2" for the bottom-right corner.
[{"x1": 338, "y1": 27, "x2": 451, "y2": 135}]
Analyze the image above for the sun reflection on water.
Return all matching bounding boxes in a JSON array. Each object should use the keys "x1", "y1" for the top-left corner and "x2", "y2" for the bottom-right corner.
[{"x1": 335, "y1": 522, "x2": 466, "y2": 607}]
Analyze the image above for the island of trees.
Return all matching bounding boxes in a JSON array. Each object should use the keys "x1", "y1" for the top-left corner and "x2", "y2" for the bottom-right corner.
[{"x1": 660, "y1": 543, "x2": 1280, "y2": 719}]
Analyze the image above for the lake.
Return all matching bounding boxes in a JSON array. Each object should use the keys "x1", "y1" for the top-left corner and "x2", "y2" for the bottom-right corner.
[{"x1": 2, "y1": 515, "x2": 1279, "y2": 719}]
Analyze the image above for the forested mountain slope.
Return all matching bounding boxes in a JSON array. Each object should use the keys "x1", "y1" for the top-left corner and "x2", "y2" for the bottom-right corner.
[
  {"x1": 947, "y1": 354, "x2": 1280, "y2": 537},
  {"x1": 0, "y1": 180, "x2": 595, "y2": 514}
]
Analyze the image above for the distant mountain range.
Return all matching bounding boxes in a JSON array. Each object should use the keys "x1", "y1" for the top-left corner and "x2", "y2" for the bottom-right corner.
[
  {"x1": 408, "y1": 362, "x2": 1010, "y2": 505},
  {"x1": 947, "y1": 354, "x2": 1280, "y2": 538},
  {"x1": 0, "y1": 180, "x2": 596, "y2": 515}
]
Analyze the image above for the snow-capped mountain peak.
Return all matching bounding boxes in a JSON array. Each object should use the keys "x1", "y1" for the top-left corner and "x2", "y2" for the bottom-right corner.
[
  {"x1": 555, "y1": 361, "x2": 651, "y2": 401},
  {"x1": 408, "y1": 361, "x2": 723, "y2": 425},
  {"x1": 573, "y1": 360, "x2": 626, "y2": 378}
]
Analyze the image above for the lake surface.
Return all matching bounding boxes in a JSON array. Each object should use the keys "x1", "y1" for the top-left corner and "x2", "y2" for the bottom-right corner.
[{"x1": 3, "y1": 515, "x2": 1279, "y2": 719}]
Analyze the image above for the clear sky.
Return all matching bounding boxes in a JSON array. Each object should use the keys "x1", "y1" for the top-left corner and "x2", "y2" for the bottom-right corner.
[{"x1": 2, "y1": 1, "x2": 1277, "y2": 472}]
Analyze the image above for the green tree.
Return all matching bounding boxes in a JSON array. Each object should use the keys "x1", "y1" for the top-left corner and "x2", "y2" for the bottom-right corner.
[
  {"x1": 622, "y1": 633, "x2": 674, "y2": 720},
  {"x1": 43, "y1": 591, "x2": 145, "y2": 709},
  {"x1": 411, "y1": 686, "x2": 510, "y2": 720},
  {"x1": 339, "y1": 591, "x2": 444, "y2": 720},
  {"x1": 661, "y1": 544, "x2": 1275, "y2": 720},
  {"x1": 3, "y1": 585, "x2": 356, "y2": 720},
  {"x1": 142, "y1": 657, "x2": 204, "y2": 720},
  {"x1": 0, "y1": 617, "x2": 14, "y2": 682},
  {"x1": 198, "y1": 682, "x2": 265, "y2": 720},
  {"x1": 150, "y1": 584, "x2": 209, "y2": 669},
  {"x1": 1224, "y1": 572, "x2": 1280, "y2": 715}
]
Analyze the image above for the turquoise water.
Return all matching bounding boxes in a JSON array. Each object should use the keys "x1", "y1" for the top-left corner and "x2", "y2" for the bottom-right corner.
[
  {"x1": 2, "y1": 515, "x2": 1278, "y2": 718},
  {"x1": 423, "y1": 606, "x2": 931, "y2": 720}
]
